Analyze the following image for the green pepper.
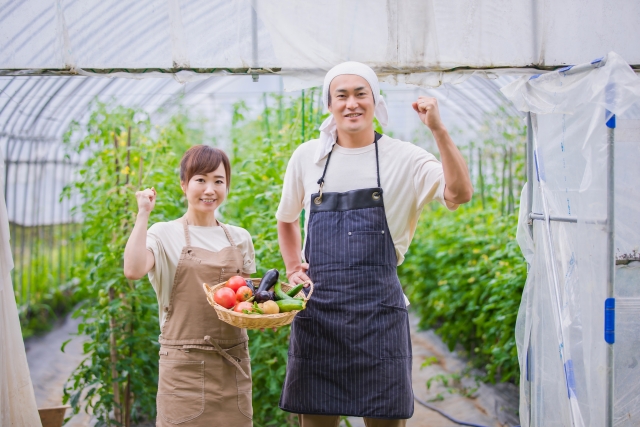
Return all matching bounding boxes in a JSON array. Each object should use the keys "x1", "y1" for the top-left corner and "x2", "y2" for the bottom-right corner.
[
  {"x1": 275, "y1": 299, "x2": 306, "y2": 312},
  {"x1": 274, "y1": 282, "x2": 293, "y2": 301},
  {"x1": 286, "y1": 284, "x2": 304, "y2": 298}
]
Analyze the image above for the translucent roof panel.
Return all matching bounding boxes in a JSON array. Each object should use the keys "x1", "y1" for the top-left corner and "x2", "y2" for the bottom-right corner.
[{"x1": 2, "y1": 0, "x2": 639, "y2": 78}]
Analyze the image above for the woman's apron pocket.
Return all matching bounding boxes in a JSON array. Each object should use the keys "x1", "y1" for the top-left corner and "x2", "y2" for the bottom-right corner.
[
  {"x1": 378, "y1": 303, "x2": 412, "y2": 359},
  {"x1": 157, "y1": 360, "x2": 205, "y2": 424},
  {"x1": 233, "y1": 351, "x2": 253, "y2": 420}
]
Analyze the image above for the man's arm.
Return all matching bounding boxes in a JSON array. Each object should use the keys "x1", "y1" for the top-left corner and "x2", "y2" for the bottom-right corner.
[
  {"x1": 277, "y1": 220, "x2": 310, "y2": 286},
  {"x1": 412, "y1": 97, "x2": 473, "y2": 205}
]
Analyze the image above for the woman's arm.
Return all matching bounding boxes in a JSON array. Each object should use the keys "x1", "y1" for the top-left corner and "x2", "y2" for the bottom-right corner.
[{"x1": 124, "y1": 188, "x2": 156, "y2": 280}]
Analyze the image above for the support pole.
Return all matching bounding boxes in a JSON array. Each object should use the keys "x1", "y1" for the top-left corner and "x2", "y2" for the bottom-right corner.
[
  {"x1": 605, "y1": 115, "x2": 615, "y2": 427},
  {"x1": 526, "y1": 112, "x2": 534, "y2": 237}
]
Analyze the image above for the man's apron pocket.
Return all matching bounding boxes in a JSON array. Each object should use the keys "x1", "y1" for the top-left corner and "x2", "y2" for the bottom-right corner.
[
  {"x1": 288, "y1": 316, "x2": 315, "y2": 359},
  {"x1": 378, "y1": 303, "x2": 412, "y2": 359},
  {"x1": 348, "y1": 231, "x2": 387, "y2": 266},
  {"x1": 157, "y1": 360, "x2": 205, "y2": 424}
]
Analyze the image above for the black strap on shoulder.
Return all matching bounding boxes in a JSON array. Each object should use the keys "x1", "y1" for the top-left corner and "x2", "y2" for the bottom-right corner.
[
  {"x1": 373, "y1": 132, "x2": 382, "y2": 189},
  {"x1": 316, "y1": 132, "x2": 383, "y2": 189},
  {"x1": 317, "y1": 151, "x2": 333, "y2": 186}
]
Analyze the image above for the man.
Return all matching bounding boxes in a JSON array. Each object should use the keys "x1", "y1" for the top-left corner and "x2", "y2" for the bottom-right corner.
[{"x1": 276, "y1": 62, "x2": 472, "y2": 427}]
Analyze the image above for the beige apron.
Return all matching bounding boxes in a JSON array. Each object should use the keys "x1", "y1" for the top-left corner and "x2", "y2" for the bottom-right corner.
[{"x1": 156, "y1": 217, "x2": 252, "y2": 426}]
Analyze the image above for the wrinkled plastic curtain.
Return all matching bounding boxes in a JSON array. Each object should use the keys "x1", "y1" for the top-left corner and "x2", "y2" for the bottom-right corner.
[
  {"x1": 4, "y1": 1, "x2": 640, "y2": 86},
  {"x1": 505, "y1": 52, "x2": 640, "y2": 427},
  {"x1": 0, "y1": 150, "x2": 42, "y2": 425}
]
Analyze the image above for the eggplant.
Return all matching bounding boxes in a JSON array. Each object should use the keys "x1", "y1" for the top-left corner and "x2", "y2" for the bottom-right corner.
[
  {"x1": 255, "y1": 290, "x2": 275, "y2": 303},
  {"x1": 257, "y1": 269, "x2": 280, "y2": 293},
  {"x1": 245, "y1": 279, "x2": 255, "y2": 293}
]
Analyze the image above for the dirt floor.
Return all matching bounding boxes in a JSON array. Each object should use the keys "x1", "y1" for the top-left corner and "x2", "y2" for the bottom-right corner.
[
  {"x1": 25, "y1": 313, "x2": 519, "y2": 427},
  {"x1": 25, "y1": 314, "x2": 92, "y2": 426}
]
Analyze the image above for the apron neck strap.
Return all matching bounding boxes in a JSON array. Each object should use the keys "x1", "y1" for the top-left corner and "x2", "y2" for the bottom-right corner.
[
  {"x1": 317, "y1": 132, "x2": 383, "y2": 189},
  {"x1": 219, "y1": 223, "x2": 237, "y2": 247},
  {"x1": 182, "y1": 216, "x2": 237, "y2": 248},
  {"x1": 182, "y1": 216, "x2": 192, "y2": 246}
]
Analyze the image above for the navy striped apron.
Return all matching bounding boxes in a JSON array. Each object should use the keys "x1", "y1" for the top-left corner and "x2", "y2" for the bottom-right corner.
[{"x1": 279, "y1": 132, "x2": 414, "y2": 419}]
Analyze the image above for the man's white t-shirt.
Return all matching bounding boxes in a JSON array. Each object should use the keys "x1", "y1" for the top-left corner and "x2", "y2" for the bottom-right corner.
[
  {"x1": 146, "y1": 221, "x2": 256, "y2": 326},
  {"x1": 276, "y1": 134, "x2": 457, "y2": 266}
]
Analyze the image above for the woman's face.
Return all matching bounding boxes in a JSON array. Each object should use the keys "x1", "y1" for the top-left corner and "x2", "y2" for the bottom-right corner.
[{"x1": 180, "y1": 163, "x2": 228, "y2": 215}]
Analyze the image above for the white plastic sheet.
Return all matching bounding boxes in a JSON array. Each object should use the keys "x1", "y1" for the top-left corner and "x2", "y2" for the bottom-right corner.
[
  {"x1": 0, "y1": 149, "x2": 42, "y2": 426},
  {"x1": 504, "y1": 52, "x2": 640, "y2": 426},
  {"x1": 2, "y1": 0, "x2": 640, "y2": 83}
]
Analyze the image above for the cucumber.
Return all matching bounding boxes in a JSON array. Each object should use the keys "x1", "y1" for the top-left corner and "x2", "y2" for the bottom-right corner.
[
  {"x1": 286, "y1": 284, "x2": 304, "y2": 298},
  {"x1": 275, "y1": 299, "x2": 306, "y2": 312},
  {"x1": 274, "y1": 282, "x2": 293, "y2": 301}
]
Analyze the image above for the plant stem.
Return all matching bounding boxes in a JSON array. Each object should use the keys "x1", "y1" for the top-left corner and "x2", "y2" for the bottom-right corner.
[{"x1": 109, "y1": 286, "x2": 121, "y2": 425}]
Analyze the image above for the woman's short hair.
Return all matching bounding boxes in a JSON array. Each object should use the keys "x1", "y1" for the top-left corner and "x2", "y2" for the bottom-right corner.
[{"x1": 180, "y1": 145, "x2": 231, "y2": 190}]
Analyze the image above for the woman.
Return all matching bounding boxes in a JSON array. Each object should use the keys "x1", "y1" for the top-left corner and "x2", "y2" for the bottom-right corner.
[{"x1": 124, "y1": 145, "x2": 255, "y2": 426}]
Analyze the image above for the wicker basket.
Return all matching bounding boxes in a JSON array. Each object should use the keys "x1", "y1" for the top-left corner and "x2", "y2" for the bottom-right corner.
[{"x1": 203, "y1": 278, "x2": 314, "y2": 330}]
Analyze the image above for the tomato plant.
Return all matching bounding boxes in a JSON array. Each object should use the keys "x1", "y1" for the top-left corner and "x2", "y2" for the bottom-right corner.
[
  {"x1": 399, "y1": 108, "x2": 527, "y2": 384},
  {"x1": 61, "y1": 102, "x2": 197, "y2": 426}
]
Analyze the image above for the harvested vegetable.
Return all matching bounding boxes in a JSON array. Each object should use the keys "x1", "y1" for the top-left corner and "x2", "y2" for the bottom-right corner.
[
  {"x1": 257, "y1": 269, "x2": 279, "y2": 293},
  {"x1": 274, "y1": 282, "x2": 292, "y2": 301},
  {"x1": 276, "y1": 299, "x2": 306, "y2": 312},
  {"x1": 286, "y1": 283, "x2": 304, "y2": 298},
  {"x1": 255, "y1": 290, "x2": 275, "y2": 303},
  {"x1": 261, "y1": 300, "x2": 280, "y2": 314}
]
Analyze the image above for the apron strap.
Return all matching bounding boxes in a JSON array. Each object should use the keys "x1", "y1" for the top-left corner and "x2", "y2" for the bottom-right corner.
[
  {"x1": 374, "y1": 132, "x2": 382, "y2": 188},
  {"x1": 183, "y1": 217, "x2": 234, "y2": 247},
  {"x1": 204, "y1": 336, "x2": 249, "y2": 378},
  {"x1": 219, "y1": 223, "x2": 237, "y2": 247},
  {"x1": 182, "y1": 216, "x2": 192, "y2": 246},
  {"x1": 316, "y1": 132, "x2": 383, "y2": 191}
]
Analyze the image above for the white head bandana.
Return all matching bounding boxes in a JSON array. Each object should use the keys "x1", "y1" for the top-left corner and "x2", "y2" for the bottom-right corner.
[{"x1": 315, "y1": 61, "x2": 388, "y2": 163}]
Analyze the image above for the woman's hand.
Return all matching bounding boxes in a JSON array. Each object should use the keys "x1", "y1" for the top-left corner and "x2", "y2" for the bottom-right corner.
[
  {"x1": 135, "y1": 187, "x2": 156, "y2": 214},
  {"x1": 124, "y1": 187, "x2": 156, "y2": 280},
  {"x1": 287, "y1": 263, "x2": 311, "y2": 287}
]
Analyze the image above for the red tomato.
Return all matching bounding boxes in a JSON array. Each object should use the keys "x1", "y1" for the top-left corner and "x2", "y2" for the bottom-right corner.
[
  {"x1": 226, "y1": 276, "x2": 246, "y2": 293},
  {"x1": 236, "y1": 286, "x2": 253, "y2": 302},
  {"x1": 213, "y1": 288, "x2": 236, "y2": 309},
  {"x1": 234, "y1": 301, "x2": 254, "y2": 313}
]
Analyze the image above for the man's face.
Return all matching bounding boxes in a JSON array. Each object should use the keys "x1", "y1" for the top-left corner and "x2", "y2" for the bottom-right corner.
[{"x1": 328, "y1": 74, "x2": 375, "y2": 135}]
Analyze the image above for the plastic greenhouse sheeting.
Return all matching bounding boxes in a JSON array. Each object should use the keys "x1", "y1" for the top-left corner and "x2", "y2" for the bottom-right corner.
[
  {"x1": 0, "y1": 149, "x2": 42, "y2": 426},
  {"x1": 2, "y1": 0, "x2": 640, "y2": 84},
  {"x1": 503, "y1": 52, "x2": 640, "y2": 426}
]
